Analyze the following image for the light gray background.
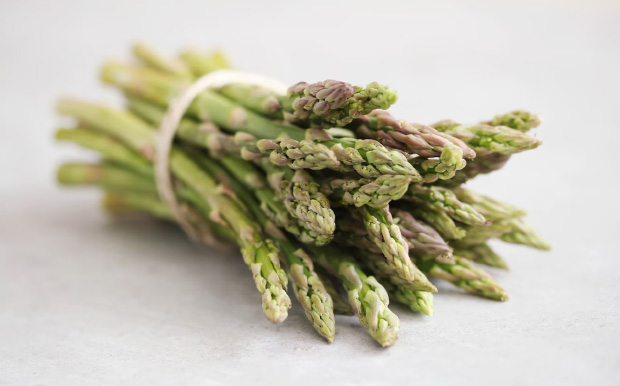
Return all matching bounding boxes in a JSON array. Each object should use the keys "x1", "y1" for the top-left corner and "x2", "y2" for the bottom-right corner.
[{"x1": 1, "y1": 0, "x2": 619, "y2": 384}]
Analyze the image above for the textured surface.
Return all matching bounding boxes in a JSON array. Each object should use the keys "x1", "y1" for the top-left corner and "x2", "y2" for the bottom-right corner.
[{"x1": 1, "y1": 0, "x2": 619, "y2": 384}]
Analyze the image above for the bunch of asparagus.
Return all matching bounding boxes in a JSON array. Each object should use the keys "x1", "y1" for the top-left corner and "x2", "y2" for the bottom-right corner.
[{"x1": 56, "y1": 43, "x2": 549, "y2": 347}]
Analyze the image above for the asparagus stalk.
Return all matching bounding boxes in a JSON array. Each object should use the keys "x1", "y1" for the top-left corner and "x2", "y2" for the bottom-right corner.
[
  {"x1": 283, "y1": 80, "x2": 398, "y2": 127},
  {"x1": 219, "y1": 80, "x2": 399, "y2": 127},
  {"x1": 418, "y1": 257, "x2": 509, "y2": 301},
  {"x1": 102, "y1": 62, "x2": 423, "y2": 180},
  {"x1": 260, "y1": 160, "x2": 336, "y2": 245},
  {"x1": 126, "y1": 96, "x2": 241, "y2": 158},
  {"x1": 390, "y1": 209, "x2": 453, "y2": 263},
  {"x1": 132, "y1": 42, "x2": 193, "y2": 79},
  {"x1": 413, "y1": 143, "x2": 467, "y2": 183},
  {"x1": 57, "y1": 162, "x2": 235, "y2": 244},
  {"x1": 314, "y1": 267, "x2": 355, "y2": 316},
  {"x1": 404, "y1": 184, "x2": 488, "y2": 226},
  {"x1": 197, "y1": 154, "x2": 336, "y2": 341},
  {"x1": 408, "y1": 206, "x2": 466, "y2": 240},
  {"x1": 453, "y1": 187, "x2": 526, "y2": 221},
  {"x1": 55, "y1": 128, "x2": 153, "y2": 178},
  {"x1": 453, "y1": 243, "x2": 508, "y2": 270},
  {"x1": 308, "y1": 246, "x2": 400, "y2": 347},
  {"x1": 56, "y1": 101, "x2": 291, "y2": 323},
  {"x1": 255, "y1": 130, "x2": 423, "y2": 179},
  {"x1": 319, "y1": 174, "x2": 412, "y2": 208},
  {"x1": 377, "y1": 278, "x2": 434, "y2": 315},
  {"x1": 456, "y1": 221, "x2": 513, "y2": 246},
  {"x1": 485, "y1": 110, "x2": 541, "y2": 132},
  {"x1": 358, "y1": 206, "x2": 418, "y2": 283},
  {"x1": 179, "y1": 47, "x2": 232, "y2": 77},
  {"x1": 432, "y1": 121, "x2": 541, "y2": 156},
  {"x1": 361, "y1": 252, "x2": 437, "y2": 292},
  {"x1": 102, "y1": 190, "x2": 176, "y2": 220},
  {"x1": 350, "y1": 109, "x2": 476, "y2": 159},
  {"x1": 499, "y1": 218, "x2": 550, "y2": 250}
]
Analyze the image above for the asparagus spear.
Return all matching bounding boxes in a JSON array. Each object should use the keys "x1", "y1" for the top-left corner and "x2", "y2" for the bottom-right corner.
[
  {"x1": 57, "y1": 162, "x2": 235, "y2": 244},
  {"x1": 390, "y1": 209, "x2": 453, "y2": 263},
  {"x1": 218, "y1": 80, "x2": 398, "y2": 128},
  {"x1": 260, "y1": 160, "x2": 336, "y2": 245},
  {"x1": 361, "y1": 251, "x2": 437, "y2": 292},
  {"x1": 255, "y1": 131, "x2": 423, "y2": 179},
  {"x1": 350, "y1": 109, "x2": 476, "y2": 159},
  {"x1": 408, "y1": 206, "x2": 466, "y2": 240},
  {"x1": 101, "y1": 62, "x2": 423, "y2": 180},
  {"x1": 56, "y1": 101, "x2": 292, "y2": 323},
  {"x1": 499, "y1": 218, "x2": 550, "y2": 250},
  {"x1": 314, "y1": 267, "x2": 355, "y2": 316},
  {"x1": 55, "y1": 128, "x2": 153, "y2": 178},
  {"x1": 456, "y1": 221, "x2": 513, "y2": 246},
  {"x1": 319, "y1": 174, "x2": 412, "y2": 208},
  {"x1": 452, "y1": 187, "x2": 526, "y2": 221},
  {"x1": 414, "y1": 143, "x2": 467, "y2": 183},
  {"x1": 132, "y1": 42, "x2": 193, "y2": 79},
  {"x1": 404, "y1": 184, "x2": 488, "y2": 226},
  {"x1": 432, "y1": 121, "x2": 541, "y2": 157},
  {"x1": 196, "y1": 154, "x2": 336, "y2": 342},
  {"x1": 358, "y1": 206, "x2": 418, "y2": 283},
  {"x1": 418, "y1": 257, "x2": 509, "y2": 301},
  {"x1": 432, "y1": 117, "x2": 541, "y2": 185},
  {"x1": 283, "y1": 79, "x2": 398, "y2": 127},
  {"x1": 377, "y1": 278, "x2": 434, "y2": 315},
  {"x1": 308, "y1": 246, "x2": 400, "y2": 347},
  {"x1": 126, "y1": 96, "x2": 241, "y2": 158},
  {"x1": 453, "y1": 243, "x2": 508, "y2": 270},
  {"x1": 179, "y1": 47, "x2": 232, "y2": 77},
  {"x1": 485, "y1": 110, "x2": 541, "y2": 132}
]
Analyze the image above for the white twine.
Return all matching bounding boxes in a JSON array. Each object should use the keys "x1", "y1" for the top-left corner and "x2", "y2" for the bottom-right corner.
[{"x1": 154, "y1": 69, "x2": 288, "y2": 240}]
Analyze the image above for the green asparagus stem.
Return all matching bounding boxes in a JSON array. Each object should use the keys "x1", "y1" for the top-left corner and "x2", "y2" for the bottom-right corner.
[
  {"x1": 57, "y1": 101, "x2": 291, "y2": 323},
  {"x1": 283, "y1": 80, "x2": 398, "y2": 127},
  {"x1": 260, "y1": 160, "x2": 336, "y2": 245},
  {"x1": 132, "y1": 42, "x2": 193, "y2": 79},
  {"x1": 218, "y1": 83, "x2": 282, "y2": 117},
  {"x1": 55, "y1": 128, "x2": 153, "y2": 178},
  {"x1": 408, "y1": 206, "x2": 466, "y2": 240},
  {"x1": 314, "y1": 267, "x2": 355, "y2": 316},
  {"x1": 309, "y1": 246, "x2": 400, "y2": 347},
  {"x1": 390, "y1": 209, "x2": 453, "y2": 263},
  {"x1": 456, "y1": 221, "x2": 513, "y2": 246},
  {"x1": 414, "y1": 143, "x2": 467, "y2": 183},
  {"x1": 102, "y1": 62, "x2": 422, "y2": 180},
  {"x1": 195, "y1": 153, "x2": 337, "y2": 341},
  {"x1": 350, "y1": 109, "x2": 476, "y2": 159},
  {"x1": 418, "y1": 257, "x2": 509, "y2": 301},
  {"x1": 57, "y1": 162, "x2": 236, "y2": 244},
  {"x1": 57, "y1": 162, "x2": 155, "y2": 193},
  {"x1": 361, "y1": 252, "x2": 437, "y2": 292},
  {"x1": 101, "y1": 62, "x2": 305, "y2": 140},
  {"x1": 358, "y1": 206, "x2": 417, "y2": 283},
  {"x1": 179, "y1": 48, "x2": 232, "y2": 77},
  {"x1": 255, "y1": 130, "x2": 423, "y2": 179},
  {"x1": 102, "y1": 190, "x2": 175, "y2": 220},
  {"x1": 485, "y1": 110, "x2": 541, "y2": 132},
  {"x1": 320, "y1": 174, "x2": 412, "y2": 208},
  {"x1": 453, "y1": 187, "x2": 526, "y2": 221},
  {"x1": 432, "y1": 121, "x2": 541, "y2": 156},
  {"x1": 453, "y1": 243, "x2": 508, "y2": 270},
  {"x1": 125, "y1": 96, "x2": 241, "y2": 158},
  {"x1": 377, "y1": 278, "x2": 434, "y2": 315},
  {"x1": 404, "y1": 184, "x2": 488, "y2": 226},
  {"x1": 499, "y1": 218, "x2": 550, "y2": 250}
]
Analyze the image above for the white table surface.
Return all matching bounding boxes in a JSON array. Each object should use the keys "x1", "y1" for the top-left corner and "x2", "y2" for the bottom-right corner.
[{"x1": 1, "y1": 0, "x2": 619, "y2": 384}]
